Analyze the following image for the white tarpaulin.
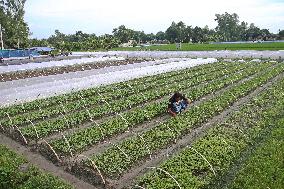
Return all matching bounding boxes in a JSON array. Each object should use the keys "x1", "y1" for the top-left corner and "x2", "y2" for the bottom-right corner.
[
  {"x1": 0, "y1": 58, "x2": 216, "y2": 107},
  {"x1": 73, "y1": 50, "x2": 284, "y2": 59}
]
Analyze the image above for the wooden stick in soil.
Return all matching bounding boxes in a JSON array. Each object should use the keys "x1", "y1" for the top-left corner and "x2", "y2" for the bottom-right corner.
[
  {"x1": 14, "y1": 125, "x2": 28, "y2": 145},
  {"x1": 42, "y1": 139, "x2": 62, "y2": 163},
  {"x1": 78, "y1": 154, "x2": 106, "y2": 185},
  {"x1": 187, "y1": 146, "x2": 216, "y2": 176}
]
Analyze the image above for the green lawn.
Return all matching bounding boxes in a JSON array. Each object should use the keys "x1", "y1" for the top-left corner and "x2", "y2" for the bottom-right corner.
[{"x1": 112, "y1": 42, "x2": 284, "y2": 51}]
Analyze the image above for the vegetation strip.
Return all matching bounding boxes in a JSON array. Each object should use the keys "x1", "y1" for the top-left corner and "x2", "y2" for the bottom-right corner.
[
  {"x1": 17, "y1": 61, "x2": 253, "y2": 139},
  {"x1": 0, "y1": 61, "x2": 228, "y2": 127},
  {"x1": 135, "y1": 76, "x2": 284, "y2": 189},
  {"x1": 49, "y1": 61, "x2": 274, "y2": 156},
  {"x1": 115, "y1": 71, "x2": 284, "y2": 189},
  {"x1": 0, "y1": 60, "x2": 225, "y2": 119},
  {"x1": 0, "y1": 144, "x2": 74, "y2": 189},
  {"x1": 83, "y1": 63, "x2": 284, "y2": 180}
]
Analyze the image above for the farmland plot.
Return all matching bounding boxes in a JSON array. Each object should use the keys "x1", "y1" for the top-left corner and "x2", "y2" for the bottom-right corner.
[{"x1": 0, "y1": 59, "x2": 283, "y2": 189}]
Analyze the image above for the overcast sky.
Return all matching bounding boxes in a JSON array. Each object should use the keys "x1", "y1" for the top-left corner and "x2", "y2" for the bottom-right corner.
[{"x1": 25, "y1": 0, "x2": 284, "y2": 39}]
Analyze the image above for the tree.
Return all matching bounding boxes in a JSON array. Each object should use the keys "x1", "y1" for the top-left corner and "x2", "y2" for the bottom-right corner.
[
  {"x1": 165, "y1": 22, "x2": 179, "y2": 43},
  {"x1": 47, "y1": 30, "x2": 67, "y2": 50},
  {"x1": 215, "y1": 12, "x2": 240, "y2": 41},
  {"x1": 112, "y1": 25, "x2": 134, "y2": 43},
  {"x1": 146, "y1": 33, "x2": 155, "y2": 42},
  {"x1": 131, "y1": 31, "x2": 147, "y2": 44},
  {"x1": 246, "y1": 23, "x2": 261, "y2": 41},
  {"x1": 156, "y1": 31, "x2": 166, "y2": 41},
  {"x1": 29, "y1": 38, "x2": 49, "y2": 48},
  {"x1": 279, "y1": 30, "x2": 284, "y2": 38},
  {"x1": 99, "y1": 34, "x2": 119, "y2": 50},
  {"x1": 165, "y1": 21, "x2": 188, "y2": 43},
  {"x1": 0, "y1": 0, "x2": 29, "y2": 48},
  {"x1": 176, "y1": 21, "x2": 187, "y2": 42},
  {"x1": 260, "y1": 29, "x2": 270, "y2": 41},
  {"x1": 239, "y1": 21, "x2": 248, "y2": 41},
  {"x1": 201, "y1": 25, "x2": 210, "y2": 42},
  {"x1": 184, "y1": 26, "x2": 193, "y2": 43},
  {"x1": 192, "y1": 26, "x2": 204, "y2": 43},
  {"x1": 29, "y1": 12, "x2": 278, "y2": 51}
]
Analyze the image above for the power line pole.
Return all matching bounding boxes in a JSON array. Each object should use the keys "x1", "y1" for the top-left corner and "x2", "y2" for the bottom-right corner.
[{"x1": 0, "y1": 24, "x2": 4, "y2": 50}]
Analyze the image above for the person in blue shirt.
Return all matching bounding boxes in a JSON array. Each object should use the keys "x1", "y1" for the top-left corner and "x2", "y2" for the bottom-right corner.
[{"x1": 167, "y1": 92, "x2": 190, "y2": 117}]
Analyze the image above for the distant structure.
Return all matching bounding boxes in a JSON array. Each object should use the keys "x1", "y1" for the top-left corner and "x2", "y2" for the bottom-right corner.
[
  {"x1": 29, "y1": 47, "x2": 55, "y2": 55},
  {"x1": 119, "y1": 40, "x2": 136, "y2": 48},
  {"x1": 176, "y1": 42, "x2": 182, "y2": 50},
  {"x1": 0, "y1": 49, "x2": 39, "y2": 58}
]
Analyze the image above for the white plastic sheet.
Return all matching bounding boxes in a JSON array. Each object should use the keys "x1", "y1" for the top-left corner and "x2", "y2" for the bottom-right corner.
[
  {"x1": 0, "y1": 58, "x2": 216, "y2": 107},
  {"x1": 73, "y1": 50, "x2": 284, "y2": 59},
  {"x1": 0, "y1": 57, "x2": 125, "y2": 74}
]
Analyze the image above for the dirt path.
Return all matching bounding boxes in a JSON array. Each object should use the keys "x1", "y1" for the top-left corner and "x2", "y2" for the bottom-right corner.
[
  {"x1": 114, "y1": 70, "x2": 284, "y2": 189},
  {"x1": 0, "y1": 133, "x2": 97, "y2": 189}
]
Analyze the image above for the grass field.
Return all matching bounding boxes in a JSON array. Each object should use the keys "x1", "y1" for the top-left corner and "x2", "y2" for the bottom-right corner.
[{"x1": 112, "y1": 42, "x2": 284, "y2": 51}]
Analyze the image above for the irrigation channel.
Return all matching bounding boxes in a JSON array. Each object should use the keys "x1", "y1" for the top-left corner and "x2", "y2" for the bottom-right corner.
[{"x1": 0, "y1": 52, "x2": 284, "y2": 189}]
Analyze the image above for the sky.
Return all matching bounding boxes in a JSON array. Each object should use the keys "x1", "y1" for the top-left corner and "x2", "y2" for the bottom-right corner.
[{"x1": 24, "y1": 0, "x2": 284, "y2": 39}]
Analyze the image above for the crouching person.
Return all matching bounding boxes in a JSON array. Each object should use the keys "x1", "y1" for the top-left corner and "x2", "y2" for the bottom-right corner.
[{"x1": 167, "y1": 92, "x2": 190, "y2": 117}]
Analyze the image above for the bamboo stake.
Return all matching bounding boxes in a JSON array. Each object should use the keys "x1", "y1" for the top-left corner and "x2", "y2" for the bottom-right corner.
[
  {"x1": 78, "y1": 155, "x2": 106, "y2": 185},
  {"x1": 188, "y1": 146, "x2": 216, "y2": 176},
  {"x1": 42, "y1": 139, "x2": 62, "y2": 163}
]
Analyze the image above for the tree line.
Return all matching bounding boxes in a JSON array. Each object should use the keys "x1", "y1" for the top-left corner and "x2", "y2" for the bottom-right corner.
[
  {"x1": 1, "y1": 1, "x2": 284, "y2": 51},
  {"x1": 0, "y1": 0, "x2": 29, "y2": 49},
  {"x1": 31, "y1": 13, "x2": 284, "y2": 51}
]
